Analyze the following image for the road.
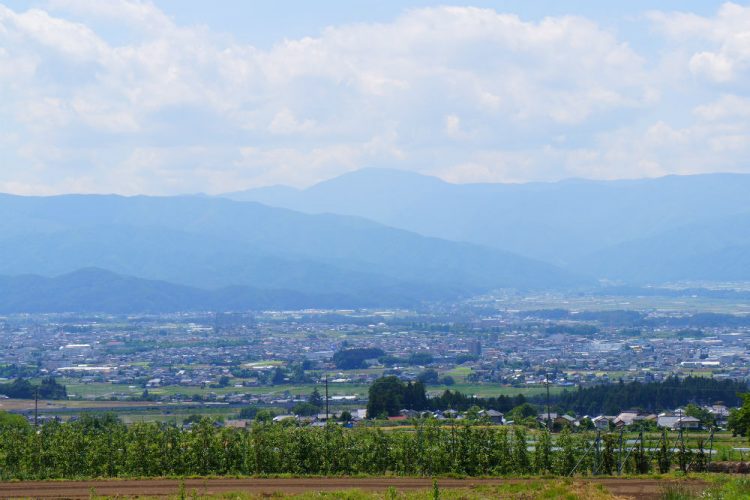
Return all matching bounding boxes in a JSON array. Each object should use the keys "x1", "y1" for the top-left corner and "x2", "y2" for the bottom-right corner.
[{"x1": 0, "y1": 477, "x2": 708, "y2": 499}]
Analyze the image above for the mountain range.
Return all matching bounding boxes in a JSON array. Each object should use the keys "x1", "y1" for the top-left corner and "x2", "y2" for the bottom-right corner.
[
  {"x1": 2, "y1": 168, "x2": 749, "y2": 313},
  {"x1": 223, "y1": 168, "x2": 750, "y2": 282},
  {"x1": 0, "y1": 192, "x2": 580, "y2": 312}
]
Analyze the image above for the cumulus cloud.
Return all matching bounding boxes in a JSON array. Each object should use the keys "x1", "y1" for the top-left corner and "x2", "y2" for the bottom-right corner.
[
  {"x1": 650, "y1": 2, "x2": 750, "y2": 83},
  {"x1": 0, "y1": 1, "x2": 748, "y2": 194}
]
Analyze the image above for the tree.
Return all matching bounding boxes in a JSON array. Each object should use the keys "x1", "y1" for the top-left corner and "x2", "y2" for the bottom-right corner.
[
  {"x1": 685, "y1": 403, "x2": 714, "y2": 428},
  {"x1": 464, "y1": 406, "x2": 483, "y2": 421},
  {"x1": 512, "y1": 427, "x2": 530, "y2": 473},
  {"x1": 339, "y1": 410, "x2": 353, "y2": 422},
  {"x1": 657, "y1": 430, "x2": 671, "y2": 473},
  {"x1": 532, "y1": 429, "x2": 552, "y2": 473},
  {"x1": 439, "y1": 375, "x2": 455, "y2": 386},
  {"x1": 183, "y1": 414, "x2": 203, "y2": 425},
  {"x1": 602, "y1": 434, "x2": 616, "y2": 475},
  {"x1": 693, "y1": 439, "x2": 707, "y2": 472},
  {"x1": 506, "y1": 403, "x2": 537, "y2": 421},
  {"x1": 272, "y1": 367, "x2": 287, "y2": 385},
  {"x1": 417, "y1": 369, "x2": 439, "y2": 385},
  {"x1": 578, "y1": 417, "x2": 595, "y2": 431},
  {"x1": 367, "y1": 376, "x2": 405, "y2": 418},
  {"x1": 333, "y1": 348, "x2": 385, "y2": 369},
  {"x1": 39, "y1": 377, "x2": 67, "y2": 399},
  {"x1": 255, "y1": 409, "x2": 274, "y2": 423},
  {"x1": 0, "y1": 410, "x2": 28, "y2": 428},
  {"x1": 728, "y1": 394, "x2": 750, "y2": 437},
  {"x1": 292, "y1": 402, "x2": 320, "y2": 416},
  {"x1": 238, "y1": 405, "x2": 259, "y2": 419},
  {"x1": 308, "y1": 388, "x2": 324, "y2": 409},
  {"x1": 408, "y1": 352, "x2": 434, "y2": 366}
]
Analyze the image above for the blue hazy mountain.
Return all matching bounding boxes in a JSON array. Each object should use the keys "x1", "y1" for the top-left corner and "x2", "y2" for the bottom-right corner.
[
  {"x1": 223, "y1": 169, "x2": 750, "y2": 281},
  {"x1": 577, "y1": 212, "x2": 750, "y2": 283},
  {"x1": 0, "y1": 268, "x2": 391, "y2": 313},
  {"x1": 0, "y1": 193, "x2": 582, "y2": 310}
]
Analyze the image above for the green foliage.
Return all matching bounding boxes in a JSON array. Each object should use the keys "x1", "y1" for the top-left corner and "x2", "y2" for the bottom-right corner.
[
  {"x1": 0, "y1": 377, "x2": 66, "y2": 400},
  {"x1": 532, "y1": 429, "x2": 552, "y2": 474},
  {"x1": 430, "y1": 389, "x2": 524, "y2": 413},
  {"x1": 238, "y1": 405, "x2": 259, "y2": 419},
  {"x1": 417, "y1": 369, "x2": 439, "y2": 385},
  {"x1": 728, "y1": 394, "x2": 750, "y2": 437},
  {"x1": 550, "y1": 375, "x2": 746, "y2": 416},
  {"x1": 677, "y1": 436, "x2": 692, "y2": 473},
  {"x1": 601, "y1": 434, "x2": 615, "y2": 475},
  {"x1": 657, "y1": 430, "x2": 672, "y2": 474},
  {"x1": 685, "y1": 403, "x2": 714, "y2": 427},
  {"x1": 333, "y1": 348, "x2": 386, "y2": 369},
  {"x1": 308, "y1": 388, "x2": 324, "y2": 409},
  {"x1": 255, "y1": 409, "x2": 275, "y2": 423},
  {"x1": 292, "y1": 402, "x2": 320, "y2": 416},
  {"x1": 367, "y1": 376, "x2": 427, "y2": 418},
  {"x1": 512, "y1": 427, "x2": 530, "y2": 474},
  {"x1": 408, "y1": 352, "x2": 434, "y2": 366},
  {"x1": 0, "y1": 409, "x2": 690, "y2": 481},
  {"x1": 506, "y1": 403, "x2": 537, "y2": 421},
  {"x1": 183, "y1": 414, "x2": 203, "y2": 425},
  {"x1": 693, "y1": 439, "x2": 707, "y2": 473},
  {"x1": 0, "y1": 411, "x2": 28, "y2": 428}
]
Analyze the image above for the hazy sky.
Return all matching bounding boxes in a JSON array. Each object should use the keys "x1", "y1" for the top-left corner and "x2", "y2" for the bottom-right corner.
[{"x1": 1, "y1": 1, "x2": 749, "y2": 194}]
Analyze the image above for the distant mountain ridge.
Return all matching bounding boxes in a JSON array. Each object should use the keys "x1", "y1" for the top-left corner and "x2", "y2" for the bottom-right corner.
[
  {"x1": 0, "y1": 268, "x2": 375, "y2": 313},
  {"x1": 0, "y1": 193, "x2": 583, "y2": 311},
  {"x1": 223, "y1": 169, "x2": 750, "y2": 283}
]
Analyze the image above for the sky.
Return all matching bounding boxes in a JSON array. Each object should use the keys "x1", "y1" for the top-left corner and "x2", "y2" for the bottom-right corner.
[{"x1": 0, "y1": 1, "x2": 749, "y2": 195}]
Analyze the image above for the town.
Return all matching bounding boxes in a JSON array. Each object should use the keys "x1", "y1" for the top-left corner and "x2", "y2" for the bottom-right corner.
[{"x1": 2, "y1": 289, "x2": 749, "y2": 431}]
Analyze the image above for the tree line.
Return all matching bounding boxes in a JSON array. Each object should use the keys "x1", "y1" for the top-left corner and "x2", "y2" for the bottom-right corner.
[
  {"x1": 544, "y1": 376, "x2": 746, "y2": 416},
  {"x1": 0, "y1": 377, "x2": 67, "y2": 400},
  {"x1": 367, "y1": 375, "x2": 742, "y2": 419},
  {"x1": 367, "y1": 376, "x2": 530, "y2": 417}
]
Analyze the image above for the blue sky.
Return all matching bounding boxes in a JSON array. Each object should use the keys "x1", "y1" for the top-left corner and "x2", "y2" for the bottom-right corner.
[{"x1": 0, "y1": 1, "x2": 748, "y2": 194}]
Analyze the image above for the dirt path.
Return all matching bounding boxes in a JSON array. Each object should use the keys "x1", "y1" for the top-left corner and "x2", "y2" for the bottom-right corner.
[{"x1": 0, "y1": 477, "x2": 706, "y2": 499}]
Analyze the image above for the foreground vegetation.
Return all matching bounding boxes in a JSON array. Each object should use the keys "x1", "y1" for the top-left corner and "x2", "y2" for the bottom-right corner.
[{"x1": 0, "y1": 414, "x2": 716, "y2": 480}]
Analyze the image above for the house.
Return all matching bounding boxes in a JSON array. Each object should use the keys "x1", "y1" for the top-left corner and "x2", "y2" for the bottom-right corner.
[
  {"x1": 480, "y1": 409, "x2": 504, "y2": 424},
  {"x1": 224, "y1": 419, "x2": 250, "y2": 429},
  {"x1": 657, "y1": 415, "x2": 701, "y2": 430},
  {"x1": 614, "y1": 411, "x2": 643, "y2": 427},
  {"x1": 708, "y1": 405, "x2": 730, "y2": 425},
  {"x1": 354, "y1": 409, "x2": 368, "y2": 421},
  {"x1": 592, "y1": 415, "x2": 611, "y2": 430},
  {"x1": 549, "y1": 414, "x2": 577, "y2": 429},
  {"x1": 399, "y1": 409, "x2": 420, "y2": 418}
]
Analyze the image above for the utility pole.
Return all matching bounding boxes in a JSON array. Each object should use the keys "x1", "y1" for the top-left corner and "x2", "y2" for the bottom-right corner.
[
  {"x1": 545, "y1": 372, "x2": 551, "y2": 431},
  {"x1": 34, "y1": 386, "x2": 39, "y2": 428},
  {"x1": 325, "y1": 372, "x2": 329, "y2": 421},
  {"x1": 594, "y1": 430, "x2": 601, "y2": 475}
]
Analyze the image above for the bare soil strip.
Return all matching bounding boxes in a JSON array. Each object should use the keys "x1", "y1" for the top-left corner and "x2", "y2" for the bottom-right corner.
[{"x1": 0, "y1": 477, "x2": 708, "y2": 499}]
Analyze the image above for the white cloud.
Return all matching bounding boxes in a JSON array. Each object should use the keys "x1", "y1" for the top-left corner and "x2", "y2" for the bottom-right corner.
[
  {"x1": 0, "y1": 2, "x2": 748, "y2": 194},
  {"x1": 651, "y1": 2, "x2": 750, "y2": 83}
]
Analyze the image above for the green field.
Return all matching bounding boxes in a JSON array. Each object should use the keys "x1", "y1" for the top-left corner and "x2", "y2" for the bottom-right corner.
[{"x1": 61, "y1": 378, "x2": 562, "y2": 401}]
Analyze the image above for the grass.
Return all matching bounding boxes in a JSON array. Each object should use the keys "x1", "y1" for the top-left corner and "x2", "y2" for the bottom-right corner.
[
  {"x1": 90, "y1": 481, "x2": 620, "y2": 499},
  {"x1": 664, "y1": 477, "x2": 750, "y2": 499}
]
